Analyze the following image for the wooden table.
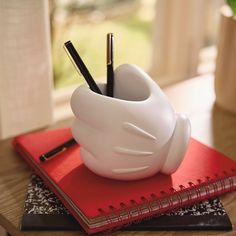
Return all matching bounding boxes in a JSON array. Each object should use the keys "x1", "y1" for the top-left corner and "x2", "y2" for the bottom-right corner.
[{"x1": 1, "y1": 74, "x2": 236, "y2": 236}]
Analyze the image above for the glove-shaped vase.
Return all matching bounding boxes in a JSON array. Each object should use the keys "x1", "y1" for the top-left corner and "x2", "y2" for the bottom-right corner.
[{"x1": 71, "y1": 64, "x2": 191, "y2": 180}]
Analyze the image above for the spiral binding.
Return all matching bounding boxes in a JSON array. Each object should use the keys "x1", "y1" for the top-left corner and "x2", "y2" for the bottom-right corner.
[{"x1": 96, "y1": 169, "x2": 236, "y2": 226}]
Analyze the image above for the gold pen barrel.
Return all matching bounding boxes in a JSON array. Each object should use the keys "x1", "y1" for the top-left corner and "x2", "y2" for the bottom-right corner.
[
  {"x1": 63, "y1": 44, "x2": 82, "y2": 76},
  {"x1": 107, "y1": 33, "x2": 113, "y2": 65}
]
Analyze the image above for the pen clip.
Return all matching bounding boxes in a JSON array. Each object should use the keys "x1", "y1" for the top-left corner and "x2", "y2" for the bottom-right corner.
[
  {"x1": 107, "y1": 33, "x2": 113, "y2": 65},
  {"x1": 63, "y1": 45, "x2": 82, "y2": 76}
]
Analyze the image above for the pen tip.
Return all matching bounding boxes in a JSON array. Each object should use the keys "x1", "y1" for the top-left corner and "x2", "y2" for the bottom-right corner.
[
  {"x1": 39, "y1": 155, "x2": 46, "y2": 162},
  {"x1": 64, "y1": 41, "x2": 72, "y2": 46}
]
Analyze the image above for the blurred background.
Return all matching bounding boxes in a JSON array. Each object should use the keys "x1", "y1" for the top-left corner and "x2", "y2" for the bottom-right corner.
[
  {"x1": 49, "y1": 0, "x2": 221, "y2": 89},
  {"x1": 50, "y1": 0, "x2": 155, "y2": 88}
]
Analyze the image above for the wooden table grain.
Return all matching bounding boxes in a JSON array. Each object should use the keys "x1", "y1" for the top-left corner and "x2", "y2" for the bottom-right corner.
[{"x1": 0, "y1": 74, "x2": 236, "y2": 236}]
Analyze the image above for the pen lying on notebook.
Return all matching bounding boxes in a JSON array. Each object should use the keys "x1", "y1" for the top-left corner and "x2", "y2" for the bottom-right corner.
[{"x1": 39, "y1": 138, "x2": 77, "y2": 162}]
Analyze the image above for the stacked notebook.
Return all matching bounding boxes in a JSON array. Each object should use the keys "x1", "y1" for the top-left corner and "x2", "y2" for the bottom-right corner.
[
  {"x1": 13, "y1": 128, "x2": 236, "y2": 234},
  {"x1": 21, "y1": 173, "x2": 232, "y2": 231}
]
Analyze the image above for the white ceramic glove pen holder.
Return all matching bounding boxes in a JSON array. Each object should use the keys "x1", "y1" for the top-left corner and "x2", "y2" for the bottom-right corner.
[{"x1": 71, "y1": 64, "x2": 191, "y2": 181}]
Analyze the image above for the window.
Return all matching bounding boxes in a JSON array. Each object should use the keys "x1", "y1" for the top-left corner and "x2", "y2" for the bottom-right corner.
[{"x1": 50, "y1": 0, "x2": 155, "y2": 89}]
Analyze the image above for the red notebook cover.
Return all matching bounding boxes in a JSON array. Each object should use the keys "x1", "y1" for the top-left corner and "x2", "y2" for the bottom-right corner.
[{"x1": 13, "y1": 128, "x2": 236, "y2": 234}]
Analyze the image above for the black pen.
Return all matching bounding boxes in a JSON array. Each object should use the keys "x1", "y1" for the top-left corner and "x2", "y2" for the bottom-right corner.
[
  {"x1": 42, "y1": 41, "x2": 102, "y2": 163},
  {"x1": 106, "y1": 33, "x2": 114, "y2": 97},
  {"x1": 39, "y1": 138, "x2": 77, "y2": 162},
  {"x1": 64, "y1": 41, "x2": 102, "y2": 95}
]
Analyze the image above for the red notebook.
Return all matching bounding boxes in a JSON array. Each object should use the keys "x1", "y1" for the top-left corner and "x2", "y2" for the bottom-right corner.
[{"x1": 13, "y1": 128, "x2": 236, "y2": 234}]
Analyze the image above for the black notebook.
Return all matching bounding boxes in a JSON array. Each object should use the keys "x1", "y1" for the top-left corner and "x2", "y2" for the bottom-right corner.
[{"x1": 21, "y1": 173, "x2": 232, "y2": 231}]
